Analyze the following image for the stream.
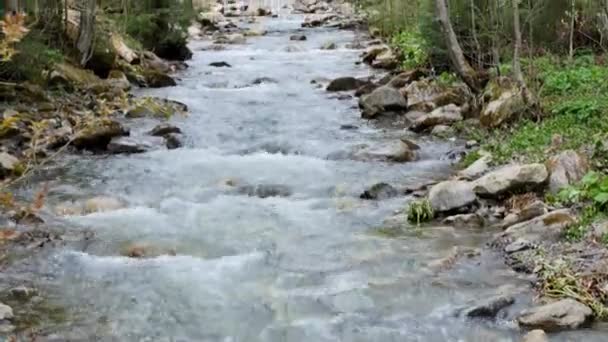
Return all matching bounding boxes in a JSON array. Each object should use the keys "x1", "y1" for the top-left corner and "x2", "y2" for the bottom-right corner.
[{"x1": 9, "y1": 12, "x2": 608, "y2": 342}]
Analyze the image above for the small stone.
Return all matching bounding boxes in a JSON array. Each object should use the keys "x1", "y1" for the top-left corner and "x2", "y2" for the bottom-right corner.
[
  {"x1": 326, "y1": 77, "x2": 367, "y2": 92},
  {"x1": 428, "y1": 180, "x2": 476, "y2": 213},
  {"x1": 431, "y1": 124, "x2": 455, "y2": 138},
  {"x1": 84, "y1": 196, "x2": 125, "y2": 214},
  {"x1": 465, "y1": 294, "x2": 515, "y2": 318},
  {"x1": 320, "y1": 42, "x2": 337, "y2": 50},
  {"x1": 521, "y1": 330, "x2": 548, "y2": 342},
  {"x1": 504, "y1": 238, "x2": 533, "y2": 253},
  {"x1": 340, "y1": 124, "x2": 358, "y2": 130},
  {"x1": 0, "y1": 303, "x2": 13, "y2": 321},
  {"x1": 165, "y1": 133, "x2": 183, "y2": 149},
  {"x1": 290, "y1": 34, "x2": 307, "y2": 41},
  {"x1": 209, "y1": 61, "x2": 232, "y2": 67},
  {"x1": 360, "y1": 183, "x2": 399, "y2": 200},
  {"x1": 107, "y1": 137, "x2": 148, "y2": 154},
  {"x1": 442, "y1": 213, "x2": 484, "y2": 228},
  {"x1": 149, "y1": 124, "x2": 181, "y2": 137},
  {"x1": 238, "y1": 184, "x2": 292, "y2": 198}
]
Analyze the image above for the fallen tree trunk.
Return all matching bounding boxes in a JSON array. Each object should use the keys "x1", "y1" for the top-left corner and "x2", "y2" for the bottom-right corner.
[{"x1": 111, "y1": 34, "x2": 140, "y2": 65}]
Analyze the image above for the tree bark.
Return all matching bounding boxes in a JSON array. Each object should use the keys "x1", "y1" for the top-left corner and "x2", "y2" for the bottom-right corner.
[
  {"x1": 76, "y1": 0, "x2": 96, "y2": 66},
  {"x1": 435, "y1": 0, "x2": 479, "y2": 92},
  {"x1": 568, "y1": 0, "x2": 575, "y2": 62},
  {"x1": 512, "y1": 0, "x2": 524, "y2": 85}
]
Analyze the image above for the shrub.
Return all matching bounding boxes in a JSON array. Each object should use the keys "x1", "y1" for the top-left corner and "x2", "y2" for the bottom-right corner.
[
  {"x1": 407, "y1": 199, "x2": 434, "y2": 224},
  {"x1": 390, "y1": 30, "x2": 429, "y2": 70}
]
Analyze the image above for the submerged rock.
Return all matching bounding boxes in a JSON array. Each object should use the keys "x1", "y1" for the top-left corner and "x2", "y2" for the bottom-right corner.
[
  {"x1": 209, "y1": 61, "x2": 232, "y2": 67},
  {"x1": 355, "y1": 140, "x2": 418, "y2": 163},
  {"x1": 428, "y1": 180, "x2": 476, "y2": 213},
  {"x1": 465, "y1": 294, "x2": 515, "y2": 318},
  {"x1": 164, "y1": 133, "x2": 183, "y2": 149},
  {"x1": 473, "y1": 164, "x2": 548, "y2": 198},
  {"x1": 546, "y1": 150, "x2": 589, "y2": 193},
  {"x1": 326, "y1": 77, "x2": 367, "y2": 92},
  {"x1": 144, "y1": 70, "x2": 177, "y2": 88},
  {"x1": 290, "y1": 34, "x2": 307, "y2": 41},
  {"x1": 517, "y1": 299, "x2": 592, "y2": 332},
  {"x1": 359, "y1": 86, "x2": 407, "y2": 119},
  {"x1": 321, "y1": 41, "x2": 337, "y2": 50},
  {"x1": 238, "y1": 184, "x2": 292, "y2": 198},
  {"x1": 360, "y1": 183, "x2": 399, "y2": 200},
  {"x1": 84, "y1": 196, "x2": 126, "y2": 214}
]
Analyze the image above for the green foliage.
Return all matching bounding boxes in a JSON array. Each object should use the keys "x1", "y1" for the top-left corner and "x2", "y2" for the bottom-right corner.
[
  {"x1": 0, "y1": 30, "x2": 63, "y2": 83},
  {"x1": 458, "y1": 150, "x2": 481, "y2": 169},
  {"x1": 407, "y1": 199, "x2": 434, "y2": 225},
  {"x1": 390, "y1": 30, "x2": 429, "y2": 70}
]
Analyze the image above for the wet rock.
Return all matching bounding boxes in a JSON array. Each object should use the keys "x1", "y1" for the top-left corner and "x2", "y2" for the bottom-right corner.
[
  {"x1": 410, "y1": 104, "x2": 463, "y2": 132},
  {"x1": 215, "y1": 33, "x2": 246, "y2": 44},
  {"x1": 546, "y1": 150, "x2": 589, "y2": 193},
  {"x1": 284, "y1": 45, "x2": 304, "y2": 53},
  {"x1": 431, "y1": 125, "x2": 455, "y2": 138},
  {"x1": 107, "y1": 70, "x2": 131, "y2": 91},
  {"x1": 504, "y1": 238, "x2": 533, "y2": 253},
  {"x1": 84, "y1": 196, "x2": 126, "y2": 214},
  {"x1": 301, "y1": 13, "x2": 337, "y2": 27},
  {"x1": 404, "y1": 110, "x2": 426, "y2": 123},
  {"x1": 371, "y1": 49, "x2": 398, "y2": 70},
  {"x1": 521, "y1": 330, "x2": 549, "y2": 342},
  {"x1": 164, "y1": 133, "x2": 183, "y2": 149},
  {"x1": 473, "y1": 164, "x2": 548, "y2": 198},
  {"x1": 9, "y1": 286, "x2": 37, "y2": 300},
  {"x1": 238, "y1": 184, "x2": 292, "y2": 198},
  {"x1": 73, "y1": 119, "x2": 128, "y2": 150},
  {"x1": 517, "y1": 299, "x2": 592, "y2": 332},
  {"x1": 252, "y1": 77, "x2": 278, "y2": 85},
  {"x1": 107, "y1": 137, "x2": 149, "y2": 154},
  {"x1": 149, "y1": 124, "x2": 182, "y2": 137},
  {"x1": 387, "y1": 69, "x2": 426, "y2": 89},
  {"x1": 320, "y1": 42, "x2": 337, "y2": 50},
  {"x1": 354, "y1": 83, "x2": 377, "y2": 97},
  {"x1": 428, "y1": 180, "x2": 476, "y2": 213},
  {"x1": 401, "y1": 138, "x2": 420, "y2": 151},
  {"x1": 359, "y1": 86, "x2": 407, "y2": 119},
  {"x1": 290, "y1": 34, "x2": 307, "y2": 41},
  {"x1": 326, "y1": 77, "x2": 368, "y2": 92},
  {"x1": 49, "y1": 62, "x2": 102, "y2": 90},
  {"x1": 465, "y1": 294, "x2": 515, "y2": 318},
  {"x1": 355, "y1": 140, "x2": 418, "y2": 163},
  {"x1": 0, "y1": 152, "x2": 20, "y2": 179},
  {"x1": 209, "y1": 61, "x2": 232, "y2": 67},
  {"x1": 144, "y1": 70, "x2": 177, "y2": 88},
  {"x1": 361, "y1": 44, "x2": 389, "y2": 64},
  {"x1": 340, "y1": 124, "x2": 358, "y2": 130},
  {"x1": 442, "y1": 213, "x2": 484, "y2": 228},
  {"x1": 244, "y1": 29, "x2": 268, "y2": 37},
  {"x1": 256, "y1": 7, "x2": 272, "y2": 16},
  {"x1": 0, "y1": 303, "x2": 13, "y2": 321},
  {"x1": 501, "y1": 209, "x2": 576, "y2": 243},
  {"x1": 500, "y1": 200, "x2": 548, "y2": 229},
  {"x1": 360, "y1": 183, "x2": 399, "y2": 200},
  {"x1": 404, "y1": 79, "x2": 464, "y2": 112},
  {"x1": 480, "y1": 78, "x2": 526, "y2": 127},
  {"x1": 458, "y1": 154, "x2": 491, "y2": 180}
]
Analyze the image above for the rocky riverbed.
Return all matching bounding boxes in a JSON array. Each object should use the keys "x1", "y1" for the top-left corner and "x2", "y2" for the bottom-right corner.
[{"x1": 1, "y1": 1, "x2": 608, "y2": 341}]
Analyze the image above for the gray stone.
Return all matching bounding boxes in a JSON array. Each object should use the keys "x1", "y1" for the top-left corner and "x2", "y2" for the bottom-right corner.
[
  {"x1": 428, "y1": 180, "x2": 476, "y2": 213},
  {"x1": 442, "y1": 213, "x2": 484, "y2": 228},
  {"x1": 502, "y1": 210, "x2": 576, "y2": 243},
  {"x1": 480, "y1": 87, "x2": 525, "y2": 128},
  {"x1": 458, "y1": 154, "x2": 491, "y2": 180},
  {"x1": 505, "y1": 238, "x2": 533, "y2": 253},
  {"x1": 410, "y1": 104, "x2": 463, "y2": 132},
  {"x1": 431, "y1": 124, "x2": 455, "y2": 138},
  {"x1": 521, "y1": 330, "x2": 549, "y2": 342},
  {"x1": 359, "y1": 86, "x2": 407, "y2": 119},
  {"x1": 149, "y1": 124, "x2": 182, "y2": 137},
  {"x1": 165, "y1": 133, "x2": 183, "y2": 150},
  {"x1": 546, "y1": 150, "x2": 589, "y2": 193},
  {"x1": 290, "y1": 34, "x2": 307, "y2": 41},
  {"x1": 518, "y1": 299, "x2": 592, "y2": 332},
  {"x1": 238, "y1": 184, "x2": 292, "y2": 198},
  {"x1": 0, "y1": 303, "x2": 13, "y2": 321},
  {"x1": 360, "y1": 183, "x2": 399, "y2": 200},
  {"x1": 326, "y1": 77, "x2": 367, "y2": 92},
  {"x1": 465, "y1": 294, "x2": 515, "y2": 318},
  {"x1": 355, "y1": 140, "x2": 418, "y2": 163},
  {"x1": 107, "y1": 137, "x2": 149, "y2": 154},
  {"x1": 473, "y1": 164, "x2": 548, "y2": 198}
]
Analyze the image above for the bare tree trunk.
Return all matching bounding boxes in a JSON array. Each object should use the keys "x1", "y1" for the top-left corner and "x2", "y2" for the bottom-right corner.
[
  {"x1": 470, "y1": 0, "x2": 481, "y2": 69},
  {"x1": 435, "y1": 0, "x2": 479, "y2": 92},
  {"x1": 76, "y1": 0, "x2": 96, "y2": 66},
  {"x1": 512, "y1": 0, "x2": 524, "y2": 85},
  {"x1": 568, "y1": 0, "x2": 575, "y2": 62}
]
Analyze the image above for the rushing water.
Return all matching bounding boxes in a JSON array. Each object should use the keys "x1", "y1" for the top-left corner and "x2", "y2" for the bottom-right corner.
[{"x1": 13, "y1": 13, "x2": 608, "y2": 342}]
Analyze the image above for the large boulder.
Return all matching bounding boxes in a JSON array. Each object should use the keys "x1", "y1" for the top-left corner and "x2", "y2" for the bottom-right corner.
[
  {"x1": 473, "y1": 164, "x2": 548, "y2": 198},
  {"x1": 501, "y1": 209, "x2": 576, "y2": 243},
  {"x1": 403, "y1": 79, "x2": 465, "y2": 112},
  {"x1": 480, "y1": 78, "x2": 526, "y2": 128},
  {"x1": 517, "y1": 299, "x2": 592, "y2": 332},
  {"x1": 546, "y1": 150, "x2": 589, "y2": 193},
  {"x1": 428, "y1": 180, "x2": 476, "y2": 213},
  {"x1": 359, "y1": 86, "x2": 407, "y2": 119},
  {"x1": 73, "y1": 119, "x2": 128, "y2": 150},
  {"x1": 458, "y1": 154, "x2": 491, "y2": 180},
  {"x1": 49, "y1": 63, "x2": 102, "y2": 90},
  {"x1": 410, "y1": 104, "x2": 463, "y2": 132},
  {"x1": 326, "y1": 77, "x2": 368, "y2": 92}
]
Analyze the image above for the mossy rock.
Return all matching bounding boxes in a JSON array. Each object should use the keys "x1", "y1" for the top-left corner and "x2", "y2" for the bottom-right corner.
[
  {"x1": 73, "y1": 119, "x2": 128, "y2": 150},
  {"x1": 142, "y1": 70, "x2": 176, "y2": 88},
  {"x1": 49, "y1": 63, "x2": 102, "y2": 91}
]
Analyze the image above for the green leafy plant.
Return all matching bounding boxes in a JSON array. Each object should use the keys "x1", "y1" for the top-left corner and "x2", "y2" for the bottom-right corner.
[
  {"x1": 407, "y1": 199, "x2": 434, "y2": 225},
  {"x1": 390, "y1": 30, "x2": 429, "y2": 70}
]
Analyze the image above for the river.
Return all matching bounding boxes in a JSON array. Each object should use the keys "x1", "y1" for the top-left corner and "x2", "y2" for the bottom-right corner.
[{"x1": 11, "y1": 11, "x2": 608, "y2": 342}]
